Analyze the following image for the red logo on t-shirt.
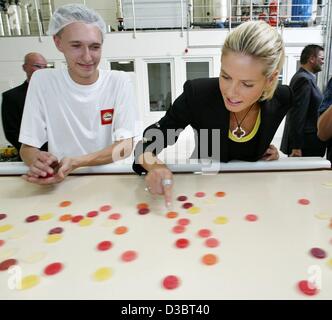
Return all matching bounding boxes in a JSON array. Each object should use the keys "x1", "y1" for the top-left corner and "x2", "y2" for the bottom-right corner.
[{"x1": 101, "y1": 109, "x2": 114, "y2": 125}]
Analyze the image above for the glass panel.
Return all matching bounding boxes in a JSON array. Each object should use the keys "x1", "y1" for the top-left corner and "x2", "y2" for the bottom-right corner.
[
  {"x1": 110, "y1": 61, "x2": 135, "y2": 72},
  {"x1": 186, "y1": 61, "x2": 209, "y2": 80},
  {"x1": 278, "y1": 67, "x2": 283, "y2": 84},
  {"x1": 147, "y1": 63, "x2": 172, "y2": 112},
  {"x1": 296, "y1": 60, "x2": 301, "y2": 70},
  {"x1": 46, "y1": 62, "x2": 55, "y2": 69}
]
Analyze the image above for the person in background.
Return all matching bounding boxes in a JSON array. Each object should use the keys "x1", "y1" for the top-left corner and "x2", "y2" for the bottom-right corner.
[
  {"x1": 1, "y1": 52, "x2": 48, "y2": 158},
  {"x1": 19, "y1": 4, "x2": 139, "y2": 184},
  {"x1": 280, "y1": 44, "x2": 326, "y2": 157},
  {"x1": 317, "y1": 77, "x2": 332, "y2": 163},
  {"x1": 133, "y1": 20, "x2": 292, "y2": 207}
]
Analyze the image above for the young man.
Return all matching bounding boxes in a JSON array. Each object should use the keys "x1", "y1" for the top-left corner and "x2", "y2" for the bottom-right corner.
[
  {"x1": 19, "y1": 4, "x2": 139, "y2": 184},
  {"x1": 280, "y1": 44, "x2": 326, "y2": 157},
  {"x1": 1, "y1": 52, "x2": 48, "y2": 157}
]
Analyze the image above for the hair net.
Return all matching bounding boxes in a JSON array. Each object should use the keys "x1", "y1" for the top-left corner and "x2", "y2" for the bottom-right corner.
[{"x1": 47, "y1": 4, "x2": 106, "y2": 39}]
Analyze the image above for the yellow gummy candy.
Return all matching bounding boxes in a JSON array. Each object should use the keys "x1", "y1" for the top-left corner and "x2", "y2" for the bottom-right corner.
[
  {"x1": 20, "y1": 275, "x2": 40, "y2": 290},
  {"x1": 39, "y1": 213, "x2": 54, "y2": 221},
  {"x1": 93, "y1": 267, "x2": 112, "y2": 281},
  {"x1": 79, "y1": 218, "x2": 93, "y2": 227},
  {"x1": 214, "y1": 216, "x2": 229, "y2": 224},
  {"x1": 0, "y1": 224, "x2": 13, "y2": 233},
  {"x1": 187, "y1": 207, "x2": 201, "y2": 214},
  {"x1": 45, "y1": 234, "x2": 62, "y2": 243}
]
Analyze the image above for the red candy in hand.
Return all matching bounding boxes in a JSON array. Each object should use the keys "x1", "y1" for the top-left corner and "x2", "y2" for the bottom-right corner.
[
  {"x1": 50, "y1": 160, "x2": 59, "y2": 170},
  {"x1": 40, "y1": 160, "x2": 59, "y2": 179},
  {"x1": 43, "y1": 172, "x2": 54, "y2": 178}
]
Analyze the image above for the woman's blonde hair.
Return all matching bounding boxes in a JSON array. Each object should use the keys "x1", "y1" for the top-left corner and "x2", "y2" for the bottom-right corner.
[{"x1": 222, "y1": 20, "x2": 285, "y2": 101}]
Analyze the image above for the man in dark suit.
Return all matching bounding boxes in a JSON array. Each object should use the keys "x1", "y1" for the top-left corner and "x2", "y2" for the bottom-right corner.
[
  {"x1": 280, "y1": 44, "x2": 326, "y2": 157},
  {"x1": 1, "y1": 52, "x2": 48, "y2": 159},
  {"x1": 318, "y1": 77, "x2": 332, "y2": 163}
]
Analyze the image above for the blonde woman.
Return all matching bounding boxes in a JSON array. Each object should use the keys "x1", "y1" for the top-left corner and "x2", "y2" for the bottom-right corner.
[{"x1": 134, "y1": 20, "x2": 292, "y2": 207}]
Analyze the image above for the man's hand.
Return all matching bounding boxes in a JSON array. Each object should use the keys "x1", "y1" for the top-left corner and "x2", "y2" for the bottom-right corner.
[
  {"x1": 22, "y1": 151, "x2": 58, "y2": 178},
  {"x1": 261, "y1": 144, "x2": 279, "y2": 161},
  {"x1": 290, "y1": 149, "x2": 302, "y2": 157},
  {"x1": 22, "y1": 156, "x2": 77, "y2": 185}
]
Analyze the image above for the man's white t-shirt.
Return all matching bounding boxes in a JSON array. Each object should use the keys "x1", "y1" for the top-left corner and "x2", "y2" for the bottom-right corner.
[{"x1": 19, "y1": 68, "x2": 139, "y2": 159}]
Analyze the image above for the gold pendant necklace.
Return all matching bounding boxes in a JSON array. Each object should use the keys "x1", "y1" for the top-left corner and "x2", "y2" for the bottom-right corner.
[
  {"x1": 232, "y1": 126, "x2": 246, "y2": 139},
  {"x1": 231, "y1": 103, "x2": 256, "y2": 139}
]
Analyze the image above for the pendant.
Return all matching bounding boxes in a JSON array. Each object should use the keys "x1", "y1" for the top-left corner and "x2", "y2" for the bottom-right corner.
[{"x1": 232, "y1": 126, "x2": 246, "y2": 139}]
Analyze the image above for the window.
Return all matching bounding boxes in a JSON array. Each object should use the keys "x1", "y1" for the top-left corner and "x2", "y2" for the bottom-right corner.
[
  {"x1": 147, "y1": 62, "x2": 172, "y2": 112},
  {"x1": 186, "y1": 61, "x2": 210, "y2": 80},
  {"x1": 278, "y1": 67, "x2": 284, "y2": 84},
  {"x1": 110, "y1": 61, "x2": 135, "y2": 72},
  {"x1": 296, "y1": 60, "x2": 301, "y2": 71},
  {"x1": 46, "y1": 62, "x2": 55, "y2": 69}
]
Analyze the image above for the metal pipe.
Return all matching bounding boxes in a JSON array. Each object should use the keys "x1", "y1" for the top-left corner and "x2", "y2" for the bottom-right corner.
[
  {"x1": 229, "y1": 0, "x2": 233, "y2": 30},
  {"x1": 186, "y1": 0, "x2": 190, "y2": 48},
  {"x1": 0, "y1": 12, "x2": 4, "y2": 36},
  {"x1": 250, "y1": 0, "x2": 253, "y2": 20},
  {"x1": 322, "y1": 0, "x2": 332, "y2": 86},
  {"x1": 33, "y1": 0, "x2": 43, "y2": 42},
  {"x1": 20, "y1": 3, "x2": 30, "y2": 35},
  {"x1": 2, "y1": 10, "x2": 11, "y2": 36},
  {"x1": 40, "y1": 0, "x2": 53, "y2": 36},
  {"x1": 180, "y1": 0, "x2": 184, "y2": 37},
  {"x1": 131, "y1": 0, "x2": 136, "y2": 39},
  {"x1": 16, "y1": 1, "x2": 23, "y2": 34},
  {"x1": 8, "y1": 2, "x2": 21, "y2": 36},
  {"x1": 188, "y1": 0, "x2": 193, "y2": 26},
  {"x1": 276, "y1": 0, "x2": 280, "y2": 29},
  {"x1": 116, "y1": 0, "x2": 123, "y2": 19}
]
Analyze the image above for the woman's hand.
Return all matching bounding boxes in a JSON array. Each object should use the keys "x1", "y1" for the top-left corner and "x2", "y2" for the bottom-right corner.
[{"x1": 145, "y1": 164, "x2": 173, "y2": 208}]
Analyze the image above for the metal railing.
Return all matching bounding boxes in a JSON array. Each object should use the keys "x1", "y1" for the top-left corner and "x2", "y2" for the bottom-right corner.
[
  {"x1": 190, "y1": 2, "x2": 327, "y2": 30},
  {"x1": 118, "y1": 1, "x2": 328, "y2": 32},
  {"x1": 0, "y1": 0, "x2": 329, "y2": 38}
]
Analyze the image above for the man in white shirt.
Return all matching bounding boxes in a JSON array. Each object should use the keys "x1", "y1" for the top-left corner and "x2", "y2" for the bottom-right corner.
[{"x1": 19, "y1": 4, "x2": 139, "y2": 184}]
